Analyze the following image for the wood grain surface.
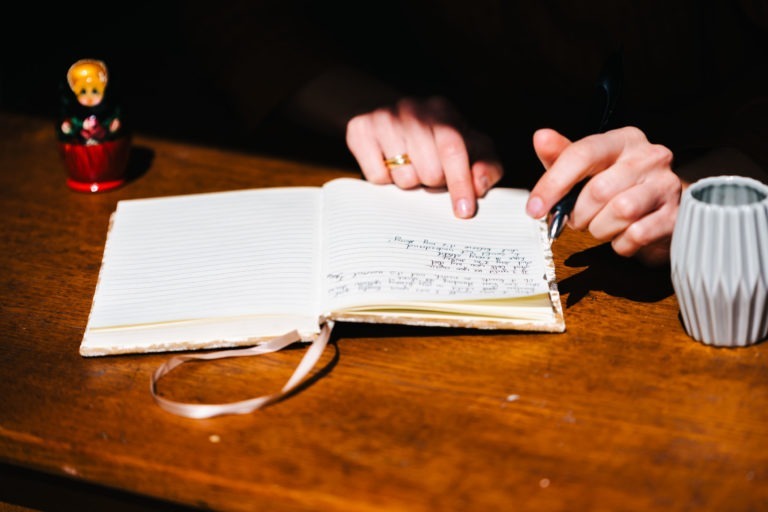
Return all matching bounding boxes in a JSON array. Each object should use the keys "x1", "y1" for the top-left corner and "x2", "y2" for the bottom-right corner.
[{"x1": 0, "y1": 113, "x2": 766, "y2": 512}]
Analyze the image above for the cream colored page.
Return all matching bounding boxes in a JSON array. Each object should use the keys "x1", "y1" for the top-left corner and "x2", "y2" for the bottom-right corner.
[
  {"x1": 86, "y1": 187, "x2": 322, "y2": 331},
  {"x1": 320, "y1": 178, "x2": 550, "y2": 311}
]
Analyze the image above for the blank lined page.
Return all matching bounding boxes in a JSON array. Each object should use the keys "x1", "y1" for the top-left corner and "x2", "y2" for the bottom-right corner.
[
  {"x1": 87, "y1": 187, "x2": 321, "y2": 330},
  {"x1": 320, "y1": 178, "x2": 550, "y2": 310}
]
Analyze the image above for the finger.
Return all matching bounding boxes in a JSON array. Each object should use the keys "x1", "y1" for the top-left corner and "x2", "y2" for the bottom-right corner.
[
  {"x1": 404, "y1": 97, "x2": 501, "y2": 203},
  {"x1": 397, "y1": 99, "x2": 445, "y2": 188},
  {"x1": 471, "y1": 160, "x2": 503, "y2": 198},
  {"x1": 466, "y1": 129, "x2": 503, "y2": 196},
  {"x1": 346, "y1": 114, "x2": 392, "y2": 184},
  {"x1": 610, "y1": 203, "x2": 678, "y2": 260},
  {"x1": 371, "y1": 108, "x2": 419, "y2": 188},
  {"x1": 387, "y1": 159, "x2": 421, "y2": 189},
  {"x1": 568, "y1": 163, "x2": 639, "y2": 230},
  {"x1": 526, "y1": 128, "x2": 628, "y2": 218},
  {"x1": 432, "y1": 122, "x2": 475, "y2": 218},
  {"x1": 532, "y1": 128, "x2": 571, "y2": 171},
  {"x1": 571, "y1": 142, "x2": 677, "y2": 230},
  {"x1": 586, "y1": 182, "x2": 664, "y2": 240}
]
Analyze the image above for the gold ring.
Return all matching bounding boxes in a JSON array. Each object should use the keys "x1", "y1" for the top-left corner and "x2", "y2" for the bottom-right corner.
[{"x1": 383, "y1": 153, "x2": 411, "y2": 168}]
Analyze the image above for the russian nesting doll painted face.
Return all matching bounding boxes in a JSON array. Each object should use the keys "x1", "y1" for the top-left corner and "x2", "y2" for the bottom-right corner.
[{"x1": 67, "y1": 59, "x2": 108, "y2": 107}]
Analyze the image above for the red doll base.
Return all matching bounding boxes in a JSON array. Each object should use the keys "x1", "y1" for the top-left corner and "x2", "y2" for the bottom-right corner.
[{"x1": 59, "y1": 137, "x2": 131, "y2": 193}]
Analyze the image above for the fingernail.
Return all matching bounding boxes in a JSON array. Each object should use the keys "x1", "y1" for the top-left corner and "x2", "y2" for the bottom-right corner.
[
  {"x1": 456, "y1": 198, "x2": 474, "y2": 218},
  {"x1": 527, "y1": 196, "x2": 544, "y2": 218}
]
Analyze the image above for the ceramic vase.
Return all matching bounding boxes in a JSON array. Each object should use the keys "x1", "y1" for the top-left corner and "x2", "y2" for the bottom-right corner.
[{"x1": 670, "y1": 175, "x2": 768, "y2": 347}]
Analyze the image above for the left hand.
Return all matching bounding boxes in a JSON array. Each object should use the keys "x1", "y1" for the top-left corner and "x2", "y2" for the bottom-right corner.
[
  {"x1": 346, "y1": 96, "x2": 504, "y2": 219},
  {"x1": 525, "y1": 127, "x2": 683, "y2": 266}
]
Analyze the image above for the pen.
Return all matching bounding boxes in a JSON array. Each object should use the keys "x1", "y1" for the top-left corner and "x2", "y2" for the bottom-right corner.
[{"x1": 547, "y1": 51, "x2": 623, "y2": 240}]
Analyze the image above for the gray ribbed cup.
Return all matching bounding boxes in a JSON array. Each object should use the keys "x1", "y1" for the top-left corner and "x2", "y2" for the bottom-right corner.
[{"x1": 670, "y1": 175, "x2": 768, "y2": 347}]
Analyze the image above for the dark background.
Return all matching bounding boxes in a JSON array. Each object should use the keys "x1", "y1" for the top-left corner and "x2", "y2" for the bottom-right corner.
[
  {"x1": 3, "y1": 2, "x2": 768, "y2": 178},
  {"x1": 0, "y1": 4, "x2": 221, "y2": 136},
  {"x1": 0, "y1": 3, "x2": 355, "y2": 166}
]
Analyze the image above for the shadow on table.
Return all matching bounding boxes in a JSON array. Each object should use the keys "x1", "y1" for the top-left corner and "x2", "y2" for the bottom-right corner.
[
  {"x1": 0, "y1": 462, "x2": 196, "y2": 512},
  {"x1": 124, "y1": 145, "x2": 154, "y2": 185},
  {"x1": 558, "y1": 242, "x2": 674, "y2": 308}
]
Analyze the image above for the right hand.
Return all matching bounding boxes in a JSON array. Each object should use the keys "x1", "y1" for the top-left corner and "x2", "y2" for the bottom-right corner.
[
  {"x1": 526, "y1": 127, "x2": 682, "y2": 266},
  {"x1": 345, "y1": 96, "x2": 504, "y2": 219}
]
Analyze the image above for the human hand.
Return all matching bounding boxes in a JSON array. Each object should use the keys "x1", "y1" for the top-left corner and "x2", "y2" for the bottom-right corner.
[
  {"x1": 525, "y1": 127, "x2": 682, "y2": 266},
  {"x1": 345, "y1": 96, "x2": 503, "y2": 219}
]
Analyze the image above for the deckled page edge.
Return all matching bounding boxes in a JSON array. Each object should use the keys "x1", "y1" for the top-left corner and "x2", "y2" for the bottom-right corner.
[
  {"x1": 80, "y1": 331, "x2": 319, "y2": 358},
  {"x1": 537, "y1": 215, "x2": 566, "y2": 332}
]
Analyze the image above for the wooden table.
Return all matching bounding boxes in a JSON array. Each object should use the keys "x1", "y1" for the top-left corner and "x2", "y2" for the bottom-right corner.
[{"x1": 1, "y1": 113, "x2": 766, "y2": 512}]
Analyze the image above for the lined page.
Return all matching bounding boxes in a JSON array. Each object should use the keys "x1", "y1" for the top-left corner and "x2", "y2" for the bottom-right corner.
[
  {"x1": 86, "y1": 187, "x2": 322, "y2": 331},
  {"x1": 320, "y1": 178, "x2": 550, "y2": 310}
]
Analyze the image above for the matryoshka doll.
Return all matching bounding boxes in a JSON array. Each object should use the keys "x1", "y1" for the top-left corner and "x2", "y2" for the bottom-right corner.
[{"x1": 57, "y1": 58, "x2": 131, "y2": 192}]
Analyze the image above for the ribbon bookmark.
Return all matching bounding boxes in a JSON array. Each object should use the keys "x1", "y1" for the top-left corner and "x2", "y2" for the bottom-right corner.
[{"x1": 150, "y1": 320, "x2": 334, "y2": 418}]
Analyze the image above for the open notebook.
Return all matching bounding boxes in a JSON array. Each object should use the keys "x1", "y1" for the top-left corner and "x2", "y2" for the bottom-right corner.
[{"x1": 81, "y1": 177, "x2": 564, "y2": 357}]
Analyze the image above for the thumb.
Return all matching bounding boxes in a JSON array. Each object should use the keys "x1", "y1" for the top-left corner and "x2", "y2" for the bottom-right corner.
[{"x1": 533, "y1": 128, "x2": 571, "y2": 171}]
